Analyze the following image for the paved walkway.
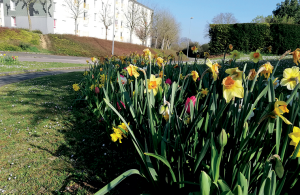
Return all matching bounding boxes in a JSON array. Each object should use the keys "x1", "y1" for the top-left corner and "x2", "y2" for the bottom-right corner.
[
  {"x1": 0, "y1": 51, "x2": 87, "y2": 64},
  {"x1": 0, "y1": 69, "x2": 85, "y2": 87}
]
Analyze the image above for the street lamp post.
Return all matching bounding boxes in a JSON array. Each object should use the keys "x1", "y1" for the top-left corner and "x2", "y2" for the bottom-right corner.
[
  {"x1": 186, "y1": 17, "x2": 193, "y2": 58},
  {"x1": 112, "y1": 0, "x2": 116, "y2": 55}
]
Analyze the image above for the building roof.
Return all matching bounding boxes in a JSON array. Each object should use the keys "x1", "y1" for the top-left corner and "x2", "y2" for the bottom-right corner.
[{"x1": 129, "y1": 0, "x2": 154, "y2": 12}]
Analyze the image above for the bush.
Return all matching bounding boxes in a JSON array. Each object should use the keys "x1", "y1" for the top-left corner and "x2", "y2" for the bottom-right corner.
[
  {"x1": 19, "y1": 42, "x2": 30, "y2": 50},
  {"x1": 32, "y1": 30, "x2": 43, "y2": 34},
  {"x1": 209, "y1": 23, "x2": 300, "y2": 55},
  {"x1": 0, "y1": 43, "x2": 22, "y2": 51}
]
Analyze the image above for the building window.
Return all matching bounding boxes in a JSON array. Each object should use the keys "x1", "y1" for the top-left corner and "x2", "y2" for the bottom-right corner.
[
  {"x1": 54, "y1": 19, "x2": 57, "y2": 28},
  {"x1": 11, "y1": 16, "x2": 16, "y2": 27},
  {"x1": 84, "y1": 12, "x2": 87, "y2": 20},
  {"x1": 10, "y1": 0, "x2": 16, "y2": 11},
  {"x1": 94, "y1": 13, "x2": 97, "y2": 21}
]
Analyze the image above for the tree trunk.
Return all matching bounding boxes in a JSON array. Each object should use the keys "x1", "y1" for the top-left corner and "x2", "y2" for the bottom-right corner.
[
  {"x1": 155, "y1": 38, "x2": 158, "y2": 49},
  {"x1": 130, "y1": 30, "x2": 133, "y2": 43},
  {"x1": 27, "y1": 6, "x2": 32, "y2": 31},
  {"x1": 105, "y1": 27, "x2": 108, "y2": 40},
  {"x1": 75, "y1": 18, "x2": 78, "y2": 35},
  {"x1": 161, "y1": 38, "x2": 165, "y2": 50}
]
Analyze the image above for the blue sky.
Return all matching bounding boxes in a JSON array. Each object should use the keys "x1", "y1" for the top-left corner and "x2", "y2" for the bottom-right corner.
[{"x1": 139, "y1": 0, "x2": 281, "y2": 44}]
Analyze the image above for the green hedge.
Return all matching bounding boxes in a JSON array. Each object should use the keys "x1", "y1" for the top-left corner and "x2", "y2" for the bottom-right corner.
[{"x1": 209, "y1": 23, "x2": 300, "y2": 54}]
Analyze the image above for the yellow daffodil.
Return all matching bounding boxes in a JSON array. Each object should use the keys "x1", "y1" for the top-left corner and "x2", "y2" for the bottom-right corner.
[
  {"x1": 100, "y1": 68, "x2": 103, "y2": 71},
  {"x1": 288, "y1": 126, "x2": 300, "y2": 157},
  {"x1": 157, "y1": 57, "x2": 164, "y2": 67},
  {"x1": 186, "y1": 117, "x2": 191, "y2": 124},
  {"x1": 229, "y1": 44, "x2": 233, "y2": 51},
  {"x1": 200, "y1": 88, "x2": 209, "y2": 98},
  {"x1": 204, "y1": 52, "x2": 210, "y2": 58},
  {"x1": 73, "y1": 84, "x2": 80, "y2": 91},
  {"x1": 91, "y1": 57, "x2": 96, "y2": 62},
  {"x1": 90, "y1": 84, "x2": 95, "y2": 91},
  {"x1": 280, "y1": 66, "x2": 300, "y2": 90},
  {"x1": 126, "y1": 64, "x2": 140, "y2": 78},
  {"x1": 118, "y1": 122, "x2": 129, "y2": 136},
  {"x1": 111, "y1": 127, "x2": 123, "y2": 143},
  {"x1": 86, "y1": 60, "x2": 89, "y2": 64},
  {"x1": 206, "y1": 59, "x2": 221, "y2": 81},
  {"x1": 290, "y1": 48, "x2": 300, "y2": 65},
  {"x1": 271, "y1": 101, "x2": 291, "y2": 125},
  {"x1": 191, "y1": 46, "x2": 198, "y2": 54},
  {"x1": 250, "y1": 49, "x2": 263, "y2": 63},
  {"x1": 145, "y1": 74, "x2": 162, "y2": 96},
  {"x1": 159, "y1": 71, "x2": 165, "y2": 78},
  {"x1": 83, "y1": 71, "x2": 89, "y2": 76},
  {"x1": 110, "y1": 132, "x2": 123, "y2": 143},
  {"x1": 143, "y1": 48, "x2": 151, "y2": 56},
  {"x1": 100, "y1": 74, "x2": 107, "y2": 83},
  {"x1": 259, "y1": 62, "x2": 274, "y2": 79},
  {"x1": 267, "y1": 46, "x2": 272, "y2": 53},
  {"x1": 191, "y1": 71, "x2": 199, "y2": 82},
  {"x1": 180, "y1": 74, "x2": 184, "y2": 80},
  {"x1": 128, "y1": 79, "x2": 133, "y2": 84},
  {"x1": 222, "y1": 76, "x2": 244, "y2": 103},
  {"x1": 248, "y1": 69, "x2": 257, "y2": 81},
  {"x1": 225, "y1": 67, "x2": 243, "y2": 80},
  {"x1": 163, "y1": 112, "x2": 169, "y2": 121},
  {"x1": 229, "y1": 50, "x2": 240, "y2": 60}
]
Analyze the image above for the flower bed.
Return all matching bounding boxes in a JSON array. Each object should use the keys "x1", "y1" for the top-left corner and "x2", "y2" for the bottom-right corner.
[{"x1": 73, "y1": 47, "x2": 300, "y2": 194}]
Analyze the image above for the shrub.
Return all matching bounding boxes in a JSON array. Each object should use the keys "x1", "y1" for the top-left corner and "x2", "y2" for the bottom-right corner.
[
  {"x1": 209, "y1": 23, "x2": 300, "y2": 55},
  {"x1": 32, "y1": 29, "x2": 43, "y2": 34},
  {"x1": 19, "y1": 42, "x2": 30, "y2": 50}
]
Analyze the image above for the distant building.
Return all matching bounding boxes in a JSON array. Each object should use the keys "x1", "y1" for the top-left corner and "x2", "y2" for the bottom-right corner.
[{"x1": 0, "y1": 0, "x2": 153, "y2": 46}]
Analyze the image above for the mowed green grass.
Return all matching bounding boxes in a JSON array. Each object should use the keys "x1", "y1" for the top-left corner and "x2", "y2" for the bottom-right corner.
[
  {"x1": 0, "y1": 72, "x2": 143, "y2": 194},
  {"x1": 0, "y1": 61, "x2": 89, "y2": 75}
]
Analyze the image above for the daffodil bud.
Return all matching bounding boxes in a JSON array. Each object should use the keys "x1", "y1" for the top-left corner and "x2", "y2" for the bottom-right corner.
[{"x1": 218, "y1": 129, "x2": 228, "y2": 147}]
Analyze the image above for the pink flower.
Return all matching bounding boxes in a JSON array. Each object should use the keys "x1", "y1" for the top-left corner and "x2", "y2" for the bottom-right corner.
[
  {"x1": 120, "y1": 75, "x2": 124, "y2": 78},
  {"x1": 185, "y1": 96, "x2": 196, "y2": 114},
  {"x1": 117, "y1": 101, "x2": 126, "y2": 110},
  {"x1": 165, "y1": 78, "x2": 172, "y2": 85},
  {"x1": 95, "y1": 87, "x2": 100, "y2": 94}
]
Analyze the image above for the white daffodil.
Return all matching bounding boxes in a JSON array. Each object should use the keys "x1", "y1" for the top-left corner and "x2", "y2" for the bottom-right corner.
[{"x1": 159, "y1": 96, "x2": 171, "y2": 121}]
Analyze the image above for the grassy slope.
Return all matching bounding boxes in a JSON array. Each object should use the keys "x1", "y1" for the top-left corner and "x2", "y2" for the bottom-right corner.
[{"x1": 0, "y1": 27, "x2": 187, "y2": 60}]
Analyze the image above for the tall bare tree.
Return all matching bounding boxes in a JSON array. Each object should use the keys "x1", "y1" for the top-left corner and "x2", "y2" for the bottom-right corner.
[
  {"x1": 64, "y1": 0, "x2": 85, "y2": 35},
  {"x1": 204, "y1": 12, "x2": 238, "y2": 39},
  {"x1": 123, "y1": 0, "x2": 141, "y2": 43},
  {"x1": 99, "y1": 0, "x2": 113, "y2": 40},
  {"x1": 22, "y1": 0, "x2": 37, "y2": 31},
  {"x1": 135, "y1": 8, "x2": 153, "y2": 46},
  {"x1": 155, "y1": 10, "x2": 180, "y2": 50}
]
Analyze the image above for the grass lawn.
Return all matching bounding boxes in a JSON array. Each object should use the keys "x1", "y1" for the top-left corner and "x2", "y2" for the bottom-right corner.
[
  {"x1": 0, "y1": 72, "x2": 145, "y2": 194},
  {"x1": 0, "y1": 61, "x2": 89, "y2": 76}
]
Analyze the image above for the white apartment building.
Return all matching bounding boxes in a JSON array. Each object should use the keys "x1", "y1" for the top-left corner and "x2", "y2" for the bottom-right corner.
[{"x1": 0, "y1": 0, "x2": 153, "y2": 46}]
